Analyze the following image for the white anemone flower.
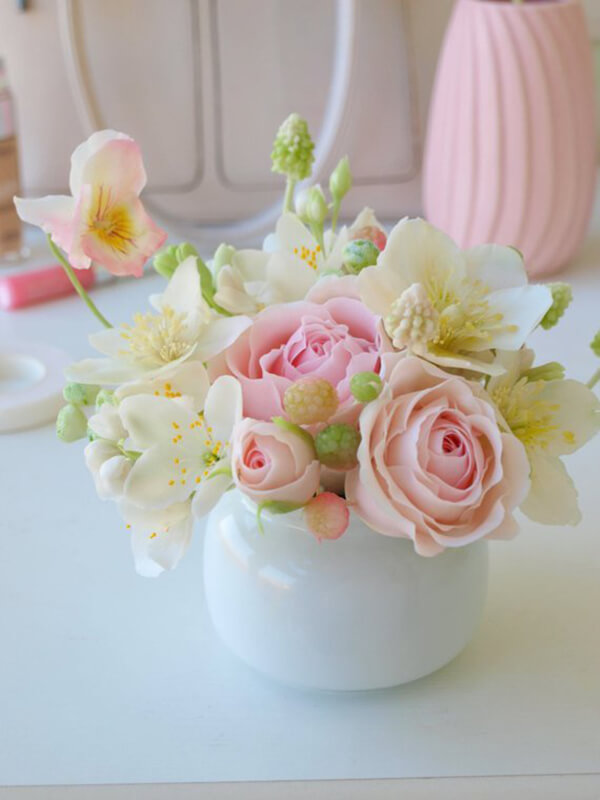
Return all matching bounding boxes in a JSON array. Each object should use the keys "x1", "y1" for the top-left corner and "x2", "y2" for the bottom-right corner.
[
  {"x1": 120, "y1": 375, "x2": 242, "y2": 520},
  {"x1": 213, "y1": 208, "x2": 382, "y2": 315},
  {"x1": 358, "y1": 218, "x2": 552, "y2": 375},
  {"x1": 488, "y1": 350, "x2": 600, "y2": 525},
  {"x1": 65, "y1": 256, "x2": 251, "y2": 385},
  {"x1": 115, "y1": 360, "x2": 210, "y2": 402},
  {"x1": 119, "y1": 499, "x2": 194, "y2": 578}
]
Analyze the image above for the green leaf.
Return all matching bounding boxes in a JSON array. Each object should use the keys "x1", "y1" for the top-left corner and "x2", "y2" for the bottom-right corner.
[
  {"x1": 195, "y1": 255, "x2": 232, "y2": 316},
  {"x1": 256, "y1": 499, "x2": 304, "y2": 534},
  {"x1": 272, "y1": 416, "x2": 317, "y2": 456}
]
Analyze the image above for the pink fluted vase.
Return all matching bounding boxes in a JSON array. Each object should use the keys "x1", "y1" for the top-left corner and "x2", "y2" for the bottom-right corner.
[{"x1": 423, "y1": 0, "x2": 597, "y2": 277}]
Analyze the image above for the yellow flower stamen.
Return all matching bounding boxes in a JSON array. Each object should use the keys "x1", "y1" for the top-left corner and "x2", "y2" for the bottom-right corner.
[
  {"x1": 87, "y1": 184, "x2": 137, "y2": 256},
  {"x1": 491, "y1": 379, "x2": 560, "y2": 452},
  {"x1": 118, "y1": 306, "x2": 193, "y2": 366}
]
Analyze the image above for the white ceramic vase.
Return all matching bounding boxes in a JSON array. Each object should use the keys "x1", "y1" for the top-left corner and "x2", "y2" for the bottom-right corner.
[{"x1": 204, "y1": 490, "x2": 489, "y2": 691}]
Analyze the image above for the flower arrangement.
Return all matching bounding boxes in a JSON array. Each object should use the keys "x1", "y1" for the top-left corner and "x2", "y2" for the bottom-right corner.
[{"x1": 15, "y1": 116, "x2": 600, "y2": 576}]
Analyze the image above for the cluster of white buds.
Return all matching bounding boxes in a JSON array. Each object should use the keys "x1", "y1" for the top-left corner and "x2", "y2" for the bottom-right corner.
[{"x1": 384, "y1": 283, "x2": 439, "y2": 351}]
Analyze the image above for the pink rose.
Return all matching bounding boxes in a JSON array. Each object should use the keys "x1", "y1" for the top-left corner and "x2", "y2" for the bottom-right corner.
[
  {"x1": 213, "y1": 297, "x2": 385, "y2": 423},
  {"x1": 232, "y1": 419, "x2": 321, "y2": 506},
  {"x1": 346, "y1": 356, "x2": 530, "y2": 556}
]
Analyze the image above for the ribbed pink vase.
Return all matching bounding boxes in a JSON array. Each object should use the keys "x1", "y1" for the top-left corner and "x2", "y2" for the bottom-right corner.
[{"x1": 423, "y1": 0, "x2": 597, "y2": 277}]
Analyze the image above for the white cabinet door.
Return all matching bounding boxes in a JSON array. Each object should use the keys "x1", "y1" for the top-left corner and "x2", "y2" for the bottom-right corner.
[{"x1": 0, "y1": 0, "x2": 595, "y2": 232}]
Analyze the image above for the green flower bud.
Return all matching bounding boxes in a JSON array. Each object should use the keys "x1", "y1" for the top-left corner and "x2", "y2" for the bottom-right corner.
[
  {"x1": 62, "y1": 382, "x2": 100, "y2": 407},
  {"x1": 153, "y1": 245, "x2": 177, "y2": 279},
  {"x1": 271, "y1": 113, "x2": 315, "y2": 181},
  {"x1": 350, "y1": 371, "x2": 383, "y2": 403},
  {"x1": 540, "y1": 283, "x2": 573, "y2": 330},
  {"x1": 213, "y1": 243, "x2": 236, "y2": 274},
  {"x1": 329, "y1": 156, "x2": 352, "y2": 202},
  {"x1": 523, "y1": 362, "x2": 565, "y2": 383},
  {"x1": 342, "y1": 239, "x2": 379, "y2": 274},
  {"x1": 304, "y1": 185, "x2": 328, "y2": 226},
  {"x1": 176, "y1": 242, "x2": 198, "y2": 262},
  {"x1": 95, "y1": 389, "x2": 117, "y2": 409},
  {"x1": 153, "y1": 242, "x2": 199, "y2": 280},
  {"x1": 315, "y1": 424, "x2": 361, "y2": 470},
  {"x1": 56, "y1": 403, "x2": 88, "y2": 443},
  {"x1": 591, "y1": 330, "x2": 600, "y2": 358}
]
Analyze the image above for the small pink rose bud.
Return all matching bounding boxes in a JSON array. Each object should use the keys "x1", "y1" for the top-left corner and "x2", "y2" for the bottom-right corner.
[
  {"x1": 283, "y1": 377, "x2": 339, "y2": 425},
  {"x1": 304, "y1": 492, "x2": 349, "y2": 541},
  {"x1": 350, "y1": 225, "x2": 387, "y2": 253}
]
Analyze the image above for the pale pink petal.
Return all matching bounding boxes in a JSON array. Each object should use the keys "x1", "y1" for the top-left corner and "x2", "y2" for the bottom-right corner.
[
  {"x1": 69, "y1": 130, "x2": 146, "y2": 197},
  {"x1": 304, "y1": 493, "x2": 350, "y2": 541},
  {"x1": 74, "y1": 188, "x2": 166, "y2": 277},
  {"x1": 14, "y1": 195, "x2": 77, "y2": 257}
]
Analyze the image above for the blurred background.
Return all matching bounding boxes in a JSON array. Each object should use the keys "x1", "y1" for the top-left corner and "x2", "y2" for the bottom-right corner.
[{"x1": 1, "y1": 0, "x2": 597, "y2": 240}]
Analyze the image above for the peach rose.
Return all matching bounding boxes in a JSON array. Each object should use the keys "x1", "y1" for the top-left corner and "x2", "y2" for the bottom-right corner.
[
  {"x1": 231, "y1": 419, "x2": 321, "y2": 506},
  {"x1": 212, "y1": 297, "x2": 386, "y2": 424},
  {"x1": 346, "y1": 356, "x2": 530, "y2": 555}
]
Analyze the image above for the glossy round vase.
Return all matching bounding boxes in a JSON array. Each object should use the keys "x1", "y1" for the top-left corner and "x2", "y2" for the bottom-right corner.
[
  {"x1": 423, "y1": 0, "x2": 597, "y2": 277},
  {"x1": 204, "y1": 491, "x2": 489, "y2": 691}
]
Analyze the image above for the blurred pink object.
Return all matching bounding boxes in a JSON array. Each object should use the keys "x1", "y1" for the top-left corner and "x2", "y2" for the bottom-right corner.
[{"x1": 423, "y1": 0, "x2": 597, "y2": 278}]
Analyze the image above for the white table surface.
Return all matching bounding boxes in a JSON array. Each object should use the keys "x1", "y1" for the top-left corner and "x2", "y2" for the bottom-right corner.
[{"x1": 1, "y1": 212, "x2": 600, "y2": 798}]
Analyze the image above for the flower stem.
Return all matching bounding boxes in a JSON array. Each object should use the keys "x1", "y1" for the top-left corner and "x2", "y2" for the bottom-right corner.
[
  {"x1": 587, "y1": 367, "x2": 600, "y2": 390},
  {"x1": 283, "y1": 177, "x2": 296, "y2": 214},
  {"x1": 47, "y1": 235, "x2": 113, "y2": 328}
]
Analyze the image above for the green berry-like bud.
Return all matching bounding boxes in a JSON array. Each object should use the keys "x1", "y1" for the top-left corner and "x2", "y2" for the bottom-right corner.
[
  {"x1": 304, "y1": 185, "x2": 328, "y2": 227},
  {"x1": 213, "y1": 243, "x2": 235, "y2": 274},
  {"x1": 283, "y1": 377, "x2": 339, "y2": 425},
  {"x1": 315, "y1": 424, "x2": 361, "y2": 470},
  {"x1": 591, "y1": 330, "x2": 600, "y2": 358},
  {"x1": 153, "y1": 242, "x2": 199, "y2": 280},
  {"x1": 540, "y1": 283, "x2": 573, "y2": 330},
  {"x1": 342, "y1": 239, "x2": 380, "y2": 274},
  {"x1": 56, "y1": 403, "x2": 88, "y2": 443},
  {"x1": 62, "y1": 382, "x2": 100, "y2": 407},
  {"x1": 350, "y1": 371, "x2": 383, "y2": 403},
  {"x1": 523, "y1": 362, "x2": 565, "y2": 383},
  {"x1": 95, "y1": 389, "x2": 117, "y2": 410},
  {"x1": 329, "y1": 156, "x2": 352, "y2": 202},
  {"x1": 271, "y1": 113, "x2": 315, "y2": 181}
]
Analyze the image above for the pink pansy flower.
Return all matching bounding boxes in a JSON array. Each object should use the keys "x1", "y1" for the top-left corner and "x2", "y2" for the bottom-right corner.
[
  {"x1": 231, "y1": 418, "x2": 321, "y2": 506},
  {"x1": 346, "y1": 355, "x2": 531, "y2": 556},
  {"x1": 14, "y1": 130, "x2": 166, "y2": 277},
  {"x1": 212, "y1": 296, "x2": 387, "y2": 424}
]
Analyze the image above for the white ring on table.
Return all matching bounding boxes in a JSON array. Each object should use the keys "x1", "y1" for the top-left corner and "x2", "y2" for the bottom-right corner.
[{"x1": 0, "y1": 342, "x2": 71, "y2": 433}]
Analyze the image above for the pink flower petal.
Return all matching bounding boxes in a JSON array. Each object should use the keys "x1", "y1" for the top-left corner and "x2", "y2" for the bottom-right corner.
[
  {"x1": 74, "y1": 188, "x2": 166, "y2": 277},
  {"x1": 70, "y1": 131, "x2": 146, "y2": 197},
  {"x1": 14, "y1": 195, "x2": 78, "y2": 259}
]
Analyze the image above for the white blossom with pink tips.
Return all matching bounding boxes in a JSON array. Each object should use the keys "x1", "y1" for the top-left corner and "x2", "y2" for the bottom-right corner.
[{"x1": 15, "y1": 130, "x2": 166, "y2": 277}]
